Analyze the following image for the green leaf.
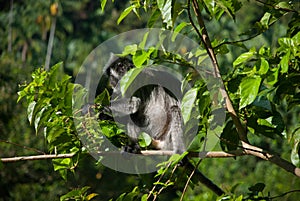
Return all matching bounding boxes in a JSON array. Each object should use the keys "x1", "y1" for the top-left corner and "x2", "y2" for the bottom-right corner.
[
  {"x1": 266, "y1": 67, "x2": 279, "y2": 86},
  {"x1": 157, "y1": 0, "x2": 173, "y2": 28},
  {"x1": 187, "y1": 134, "x2": 204, "y2": 152},
  {"x1": 280, "y1": 50, "x2": 290, "y2": 73},
  {"x1": 120, "y1": 67, "x2": 144, "y2": 96},
  {"x1": 260, "y1": 12, "x2": 271, "y2": 28},
  {"x1": 86, "y1": 193, "x2": 98, "y2": 200},
  {"x1": 132, "y1": 48, "x2": 155, "y2": 67},
  {"x1": 27, "y1": 101, "x2": 37, "y2": 124},
  {"x1": 60, "y1": 186, "x2": 91, "y2": 201},
  {"x1": 233, "y1": 51, "x2": 255, "y2": 67},
  {"x1": 101, "y1": 0, "x2": 107, "y2": 11},
  {"x1": 141, "y1": 194, "x2": 148, "y2": 201},
  {"x1": 258, "y1": 57, "x2": 269, "y2": 75},
  {"x1": 117, "y1": 5, "x2": 135, "y2": 24},
  {"x1": 181, "y1": 88, "x2": 198, "y2": 124},
  {"x1": 139, "y1": 32, "x2": 149, "y2": 49},
  {"x1": 220, "y1": 121, "x2": 239, "y2": 151},
  {"x1": 276, "y1": 2, "x2": 291, "y2": 10},
  {"x1": 248, "y1": 183, "x2": 265, "y2": 193},
  {"x1": 120, "y1": 44, "x2": 138, "y2": 56},
  {"x1": 291, "y1": 130, "x2": 300, "y2": 167},
  {"x1": 138, "y1": 132, "x2": 152, "y2": 147},
  {"x1": 172, "y1": 22, "x2": 189, "y2": 41},
  {"x1": 239, "y1": 76, "x2": 262, "y2": 109},
  {"x1": 34, "y1": 106, "x2": 48, "y2": 133},
  {"x1": 46, "y1": 126, "x2": 66, "y2": 144},
  {"x1": 147, "y1": 9, "x2": 161, "y2": 28},
  {"x1": 53, "y1": 158, "x2": 72, "y2": 171}
]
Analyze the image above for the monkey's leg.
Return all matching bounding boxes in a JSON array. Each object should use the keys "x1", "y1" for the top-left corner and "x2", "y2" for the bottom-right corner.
[{"x1": 169, "y1": 105, "x2": 186, "y2": 154}]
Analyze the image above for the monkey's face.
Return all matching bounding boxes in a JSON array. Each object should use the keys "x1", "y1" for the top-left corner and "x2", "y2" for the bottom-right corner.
[{"x1": 108, "y1": 58, "x2": 134, "y2": 88}]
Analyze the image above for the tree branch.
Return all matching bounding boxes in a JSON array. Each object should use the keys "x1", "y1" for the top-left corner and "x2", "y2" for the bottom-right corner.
[
  {"x1": 191, "y1": 0, "x2": 249, "y2": 143},
  {"x1": 188, "y1": 0, "x2": 300, "y2": 179},
  {"x1": 2, "y1": 148, "x2": 299, "y2": 178},
  {"x1": 0, "y1": 153, "x2": 75, "y2": 163},
  {"x1": 0, "y1": 151, "x2": 239, "y2": 163}
]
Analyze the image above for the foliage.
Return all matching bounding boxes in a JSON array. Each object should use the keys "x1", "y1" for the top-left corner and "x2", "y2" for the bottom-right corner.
[
  {"x1": 60, "y1": 186, "x2": 98, "y2": 201},
  {"x1": 17, "y1": 63, "x2": 82, "y2": 179}
]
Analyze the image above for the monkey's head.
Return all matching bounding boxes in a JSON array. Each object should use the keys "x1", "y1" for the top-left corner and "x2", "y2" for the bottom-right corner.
[{"x1": 106, "y1": 57, "x2": 134, "y2": 89}]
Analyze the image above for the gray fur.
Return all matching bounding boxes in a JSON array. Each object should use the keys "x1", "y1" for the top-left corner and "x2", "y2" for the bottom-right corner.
[{"x1": 106, "y1": 57, "x2": 186, "y2": 154}]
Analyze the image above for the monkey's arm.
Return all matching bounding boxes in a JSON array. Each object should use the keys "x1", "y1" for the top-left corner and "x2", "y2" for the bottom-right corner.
[{"x1": 109, "y1": 96, "x2": 141, "y2": 116}]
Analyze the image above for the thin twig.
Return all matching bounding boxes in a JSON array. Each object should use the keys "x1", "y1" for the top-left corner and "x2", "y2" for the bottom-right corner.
[
  {"x1": 180, "y1": 159, "x2": 202, "y2": 201},
  {"x1": 187, "y1": 0, "x2": 202, "y2": 42},
  {"x1": 269, "y1": 189, "x2": 300, "y2": 199},
  {"x1": 255, "y1": 0, "x2": 299, "y2": 14},
  {"x1": 0, "y1": 139, "x2": 45, "y2": 155}
]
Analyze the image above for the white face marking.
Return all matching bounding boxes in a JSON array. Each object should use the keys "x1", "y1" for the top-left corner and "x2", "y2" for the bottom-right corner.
[{"x1": 110, "y1": 68, "x2": 121, "y2": 80}]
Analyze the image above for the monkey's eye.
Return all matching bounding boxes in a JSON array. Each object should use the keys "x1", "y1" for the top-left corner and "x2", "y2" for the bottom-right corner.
[{"x1": 117, "y1": 62, "x2": 123, "y2": 68}]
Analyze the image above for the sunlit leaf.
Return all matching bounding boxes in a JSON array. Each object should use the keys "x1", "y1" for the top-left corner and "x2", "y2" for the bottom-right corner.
[
  {"x1": 172, "y1": 22, "x2": 189, "y2": 41},
  {"x1": 138, "y1": 132, "x2": 152, "y2": 147},
  {"x1": 157, "y1": 0, "x2": 173, "y2": 28},
  {"x1": 239, "y1": 76, "x2": 262, "y2": 109},
  {"x1": 233, "y1": 51, "x2": 255, "y2": 67},
  {"x1": 27, "y1": 101, "x2": 37, "y2": 124},
  {"x1": 120, "y1": 67, "x2": 144, "y2": 96},
  {"x1": 280, "y1": 50, "x2": 290, "y2": 73},
  {"x1": 117, "y1": 5, "x2": 135, "y2": 24},
  {"x1": 181, "y1": 87, "x2": 198, "y2": 124},
  {"x1": 100, "y1": 0, "x2": 107, "y2": 11}
]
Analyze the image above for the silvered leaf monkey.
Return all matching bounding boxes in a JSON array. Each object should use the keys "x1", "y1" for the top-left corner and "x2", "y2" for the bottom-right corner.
[
  {"x1": 105, "y1": 56, "x2": 185, "y2": 154},
  {"x1": 102, "y1": 56, "x2": 224, "y2": 196}
]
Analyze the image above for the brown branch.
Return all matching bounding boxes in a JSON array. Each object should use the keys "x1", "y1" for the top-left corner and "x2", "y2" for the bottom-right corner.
[
  {"x1": 2, "y1": 148, "x2": 299, "y2": 177},
  {"x1": 191, "y1": 0, "x2": 248, "y2": 143},
  {"x1": 255, "y1": 0, "x2": 299, "y2": 14},
  {"x1": 242, "y1": 142, "x2": 300, "y2": 177},
  {"x1": 188, "y1": 0, "x2": 300, "y2": 179},
  {"x1": 1, "y1": 153, "x2": 75, "y2": 163},
  {"x1": 0, "y1": 150, "x2": 241, "y2": 163}
]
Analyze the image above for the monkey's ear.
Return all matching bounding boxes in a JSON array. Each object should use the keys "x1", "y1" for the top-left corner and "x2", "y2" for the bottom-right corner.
[
  {"x1": 104, "y1": 53, "x2": 120, "y2": 71},
  {"x1": 109, "y1": 52, "x2": 119, "y2": 62}
]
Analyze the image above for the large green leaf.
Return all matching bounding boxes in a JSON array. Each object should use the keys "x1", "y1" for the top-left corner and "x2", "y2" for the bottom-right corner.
[
  {"x1": 138, "y1": 132, "x2": 152, "y2": 148},
  {"x1": 157, "y1": 0, "x2": 173, "y2": 28},
  {"x1": 27, "y1": 101, "x2": 37, "y2": 125},
  {"x1": 233, "y1": 51, "x2": 255, "y2": 67},
  {"x1": 120, "y1": 67, "x2": 144, "y2": 96},
  {"x1": 280, "y1": 50, "x2": 290, "y2": 73},
  {"x1": 181, "y1": 87, "x2": 198, "y2": 124},
  {"x1": 239, "y1": 76, "x2": 262, "y2": 109},
  {"x1": 147, "y1": 9, "x2": 161, "y2": 28},
  {"x1": 172, "y1": 22, "x2": 189, "y2": 41},
  {"x1": 117, "y1": 5, "x2": 135, "y2": 24}
]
